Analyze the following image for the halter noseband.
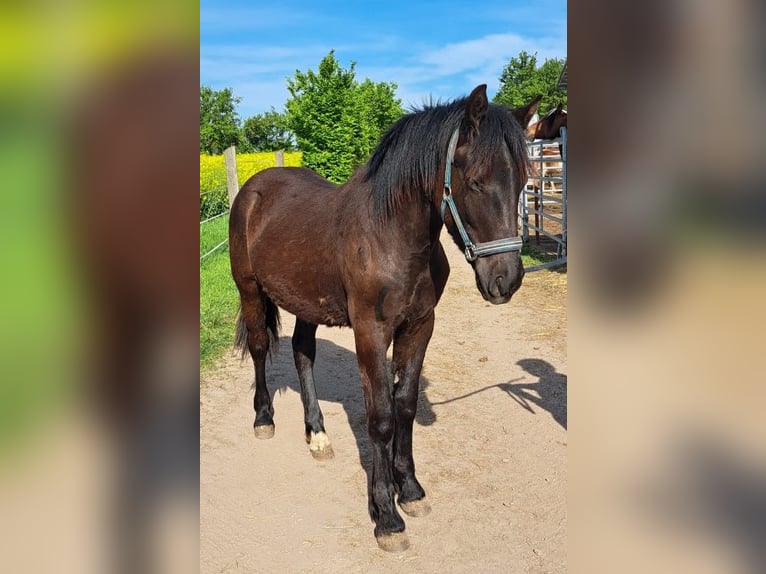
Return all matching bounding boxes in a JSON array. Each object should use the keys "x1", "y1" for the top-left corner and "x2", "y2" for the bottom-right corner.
[{"x1": 440, "y1": 128, "x2": 524, "y2": 262}]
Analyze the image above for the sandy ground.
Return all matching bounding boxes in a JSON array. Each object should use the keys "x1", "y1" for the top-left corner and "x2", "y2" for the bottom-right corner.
[{"x1": 201, "y1": 236, "x2": 567, "y2": 573}]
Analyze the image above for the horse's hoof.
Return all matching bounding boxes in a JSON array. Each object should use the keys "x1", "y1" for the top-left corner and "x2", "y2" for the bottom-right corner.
[
  {"x1": 253, "y1": 424, "x2": 275, "y2": 439},
  {"x1": 399, "y1": 498, "x2": 431, "y2": 517},
  {"x1": 375, "y1": 531, "x2": 410, "y2": 552},
  {"x1": 307, "y1": 431, "x2": 334, "y2": 460},
  {"x1": 310, "y1": 444, "x2": 335, "y2": 460}
]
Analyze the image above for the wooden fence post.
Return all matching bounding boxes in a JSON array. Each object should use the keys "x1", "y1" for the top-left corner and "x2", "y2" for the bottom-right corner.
[
  {"x1": 224, "y1": 146, "x2": 239, "y2": 206},
  {"x1": 275, "y1": 149, "x2": 284, "y2": 167}
]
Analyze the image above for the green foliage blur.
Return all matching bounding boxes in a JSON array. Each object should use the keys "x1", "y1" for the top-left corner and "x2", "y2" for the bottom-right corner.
[
  {"x1": 285, "y1": 50, "x2": 403, "y2": 183},
  {"x1": 493, "y1": 51, "x2": 567, "y2": 115},
  {"x1": 200, "y1": 86, "x2": 241, "y2": 154}
]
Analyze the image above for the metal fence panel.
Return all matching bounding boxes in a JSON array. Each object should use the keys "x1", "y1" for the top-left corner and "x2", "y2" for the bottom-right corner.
[{"x1": 521, "y1": 127, "x2": 567, "y2": 270}]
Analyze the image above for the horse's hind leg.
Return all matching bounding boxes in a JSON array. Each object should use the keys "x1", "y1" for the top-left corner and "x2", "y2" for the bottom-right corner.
[
  {"x1": 238, "y1": 288, "x2": 277, "y2": 439},
  {"x1": 292, "y1": 319, "x2": 334, "y2": 459}
]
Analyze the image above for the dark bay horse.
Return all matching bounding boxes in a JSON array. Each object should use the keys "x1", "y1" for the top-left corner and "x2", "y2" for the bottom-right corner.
[{"x1": 229, "y1": 85, "x2": 536, "y2": 552}]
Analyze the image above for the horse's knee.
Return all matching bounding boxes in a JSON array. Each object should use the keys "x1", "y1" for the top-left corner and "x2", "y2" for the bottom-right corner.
[
  {"x1": 394, "y1": 398, "x2": 417, "y2": 422},
  {"x1": 394, "y1": 379, "x2": 419, "y2": 421},
  {"x1": 367, "y1": 412, "x2": 394, "y2": 443}
]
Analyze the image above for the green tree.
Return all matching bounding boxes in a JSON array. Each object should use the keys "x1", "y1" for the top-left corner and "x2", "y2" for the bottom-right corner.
[
  {"x1": 493, "y1": 51, "x2": 567, "y2": 116},
  {"x1": 285, "y1": 50, "x2": 403, "y2": 183},
  {"x1": 240, "y1": 108, "x2": 295, "y2": 152},
  {"x1": 200, "y1": 86, "x2": 241, "y2": 154},
  {"x1": 353, "y1": 79, "x2": 403, "y2": 161}
]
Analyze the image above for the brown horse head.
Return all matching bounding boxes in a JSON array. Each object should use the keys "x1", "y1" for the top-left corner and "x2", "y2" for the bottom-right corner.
[
  {"x1": 526, "y1": 102, "x2": 567, "y2": 140},
  {"x1": 444, "y1": 85, "x2": 532, "y2": 304}
]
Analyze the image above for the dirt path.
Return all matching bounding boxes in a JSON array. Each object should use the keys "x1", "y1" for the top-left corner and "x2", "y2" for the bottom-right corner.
[{"x1": 201, "y1": 238, "x2": 567, "y2": 573}]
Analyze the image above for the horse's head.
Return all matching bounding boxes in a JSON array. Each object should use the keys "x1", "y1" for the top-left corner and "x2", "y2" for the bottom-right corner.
[
  {"x1": 442, "y1": 85, "x2": 532, "y2": 304},
  {"x1": 526, "y1": 103, "x2": 567, "y2": 140}
]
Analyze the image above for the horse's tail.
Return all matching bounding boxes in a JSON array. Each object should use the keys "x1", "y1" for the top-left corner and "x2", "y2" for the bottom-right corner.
[
  {"x1": 234, "y1": 295, "x2": 281, "y2": 360},
  {"x1": 234, "y1": 308, "x2": 249, "y2": 359}
]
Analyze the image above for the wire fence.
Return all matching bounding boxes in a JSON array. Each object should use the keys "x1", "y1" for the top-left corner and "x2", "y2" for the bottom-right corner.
[
  {"x1": 201, "y1": 148, "x2": 296, "y2": 261},
  {"x1": 200, "y1": 150, "x2": 234, "y2": 261},
  {"x1": 200, "y1": 185, "x2": 230, "y2": 221},
  {"x1": 200, "y1": 238, "x2": 229, "y2": 261},
  {"x1": 200, "y1": 209, "x2": 230, "y2": 226},
  {"x1": 200, "y1": 208, "x2": 230, "y2": 261},
  {"x1": 200, "y1": 183, "x2": 230, "y2": 261}
]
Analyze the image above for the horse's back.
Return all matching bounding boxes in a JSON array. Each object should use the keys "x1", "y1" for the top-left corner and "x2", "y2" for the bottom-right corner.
[
  {"x1": 231, "y1": 166, "x2": 337, "y2": 246},
  {"x1": 235, "y1": 167, "x2": 334, "y2": 209},
  {"x1": 230, "y1": 167, "x2": 351, "y2": 326}
]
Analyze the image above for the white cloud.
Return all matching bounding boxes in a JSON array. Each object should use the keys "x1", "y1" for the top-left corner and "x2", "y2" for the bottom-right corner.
[
  {"x1": 419, "y1": 33, "x2": 566, "y2": 76},
  {"x1": 357, "y1": 32, "x2": 566, "y2": 108}
]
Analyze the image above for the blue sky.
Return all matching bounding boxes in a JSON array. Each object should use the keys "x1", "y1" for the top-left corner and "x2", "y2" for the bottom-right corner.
[{"x1": 200, "y1": 1, "x2": 566, "y2": 119}]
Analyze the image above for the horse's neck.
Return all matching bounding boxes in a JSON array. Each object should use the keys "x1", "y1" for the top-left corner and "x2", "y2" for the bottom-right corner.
[{"x1": 382, "y1": 192, "x2": 440, "y2": 253}]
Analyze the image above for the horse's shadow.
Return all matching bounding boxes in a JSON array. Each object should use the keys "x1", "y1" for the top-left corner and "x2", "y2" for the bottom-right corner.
[
  {"x1": 264, "y1": 340, "x2": 565, "y2": 486},
  {"x1": 429, "y1": 358, "x2": 567, "y2": 430},
  {"x1": 266, "y1": 336, "x2": 437, "y2": 477},
  {"x1": 503, "y1": 358, "x2": 567, "y2": 430}
]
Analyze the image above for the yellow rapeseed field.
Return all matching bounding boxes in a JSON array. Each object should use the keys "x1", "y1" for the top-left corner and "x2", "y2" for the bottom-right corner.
[{"x1": 200, "y1": 151, "x2": 301, "y2": 219}]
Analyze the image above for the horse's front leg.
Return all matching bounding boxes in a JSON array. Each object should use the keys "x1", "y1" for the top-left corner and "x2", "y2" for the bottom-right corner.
[
  {"x1": 352, "y1": 320, "x2": 409, "y2": 552},
  {"x1": 392, "y1": 310, "x2": 434, "y2": 517}
]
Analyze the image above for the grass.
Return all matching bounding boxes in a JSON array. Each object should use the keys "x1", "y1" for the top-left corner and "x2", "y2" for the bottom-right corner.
[
  {"x1": 521, "y1": 243, "x2": 560, "y2": 268},
  {"x1": 200, "y1": 212, "x2": 229, "y2": 256},
  {"x1": 200, "y1": 213, "x2": 239, "y2": 370}
]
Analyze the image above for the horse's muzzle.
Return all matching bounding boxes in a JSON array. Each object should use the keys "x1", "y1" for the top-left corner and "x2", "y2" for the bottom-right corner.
[{"x1": 476, "y1": 258, "x2": 525, "y2": 304}]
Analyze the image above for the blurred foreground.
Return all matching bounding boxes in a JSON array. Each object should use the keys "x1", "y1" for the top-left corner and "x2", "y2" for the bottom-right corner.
[
  {"x1": 0, "y1": 1, "x2": 765, "y2": 572},
  {"x1": 0, "y1": 2, "x2": 198, "y2": 573},
  {"x1": 571, "y1": 1, "x2": 766, "y2": 573}
]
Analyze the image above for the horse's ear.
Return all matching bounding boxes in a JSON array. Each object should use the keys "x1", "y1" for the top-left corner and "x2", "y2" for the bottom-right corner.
[
  {"x1": 555, "y1": 102, "x2": 563, "y2": 113},
  {"x1": 464, "y1": 84, "x2": 489, "y2": 140},
  {"x1": 511, "y1": 94, "x2": 543, "y2": 128}
]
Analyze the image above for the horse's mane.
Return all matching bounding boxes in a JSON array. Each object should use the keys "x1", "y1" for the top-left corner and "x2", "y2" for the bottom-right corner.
[{"x1": 362, "y1": 97, "x2": 529, "y2": 221}]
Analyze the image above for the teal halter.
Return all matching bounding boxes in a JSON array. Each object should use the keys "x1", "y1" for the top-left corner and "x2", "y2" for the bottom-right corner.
[{"x1": 440, "y1": 128, "x2": 524, "y2": 262}]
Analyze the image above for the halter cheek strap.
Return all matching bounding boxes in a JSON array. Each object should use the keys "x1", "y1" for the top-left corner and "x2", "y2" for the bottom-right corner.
[{"x1": 440, "y1": 128, "x2": 524, "y2": 262}]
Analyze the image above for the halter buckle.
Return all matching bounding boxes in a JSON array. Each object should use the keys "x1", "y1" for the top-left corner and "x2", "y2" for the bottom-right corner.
[{"x1": 464, "y1": 245, "x2": 478, "y2": 262}]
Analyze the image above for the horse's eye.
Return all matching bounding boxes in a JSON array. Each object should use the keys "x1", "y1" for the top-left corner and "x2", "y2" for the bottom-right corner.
[{"x1": 468, "y1": 180, "x2": 484, "y2": 193}]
